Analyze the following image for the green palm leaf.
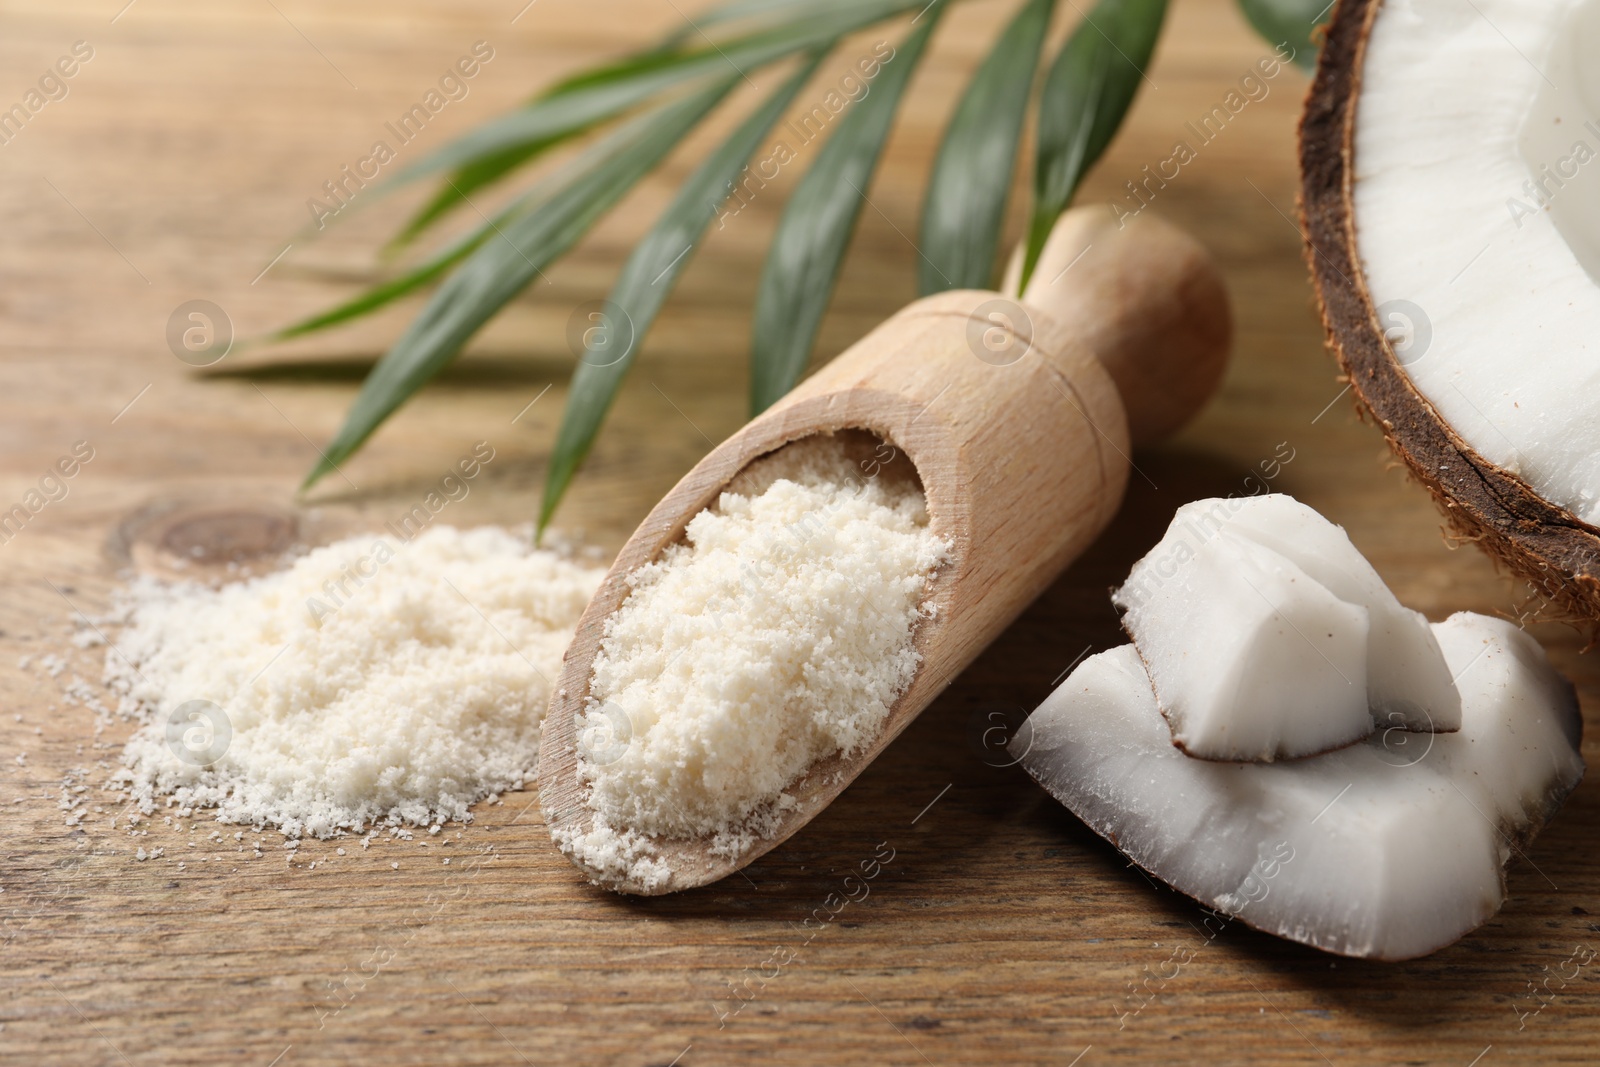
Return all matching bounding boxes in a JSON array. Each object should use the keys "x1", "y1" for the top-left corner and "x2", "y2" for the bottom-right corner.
[
  {"x1": 271, "y1": 0, "x2": 1202, "y2": 515},
  {"x1": 538, "y1": 53, "x2": 827, "y2": 533},
  {"x1": 300, "y1": 73, "x2": 743, "y2": 492},
  {"x1": 654, "y1": 0, "x2": 869, "y2": 50},
  {"x1": 1234, "y1": 0, "x2": 1327, "y2": 70},
  {"x1": 273, "y1": 199, "x2": 525, "y2": 341},
  {"x1": 918, "y1": 0, "x2": 1054, "y2": 294},
  {"x1": 387, "y1": 0, "x2": 931, "y2": 249},
  {"x1": 1018, "y1": 0, "x2": 1167, "y2": 292},
  {"x1": 388, "y1": 147, "x2": 556, "y2": 256},
  {"x1": 747, "y1": 4, "x2": 944, "y2": 414}
]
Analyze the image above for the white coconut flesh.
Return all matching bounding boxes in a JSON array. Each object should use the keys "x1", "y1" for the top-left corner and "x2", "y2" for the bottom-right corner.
[
  {"x1": 1113, "y1": 495, "x2": 1459, "y2": 761},
  {"x1": 1216, "y1": 495, "x2": 1461, "y2": 731},
  {"x1": 1355, "y1": 0, "x2": 1600, "y2": 521},
  {"x1": 1014, "y1": 614, "x2": 1583, "y2": 960}
]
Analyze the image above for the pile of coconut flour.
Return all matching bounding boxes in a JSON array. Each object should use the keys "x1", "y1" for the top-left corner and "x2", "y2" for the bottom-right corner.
[
  {"x1": 558, "y1": 439, "x2": 948, "y2": 888},
  {"x1": 107, "y1": 525, "x2": 606, "y2": 838}
]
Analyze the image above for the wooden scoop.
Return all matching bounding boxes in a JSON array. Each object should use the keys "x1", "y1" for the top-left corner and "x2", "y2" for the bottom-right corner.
[{"x1": 538, "y1": 207, "x2": 1231, "y2": 894}]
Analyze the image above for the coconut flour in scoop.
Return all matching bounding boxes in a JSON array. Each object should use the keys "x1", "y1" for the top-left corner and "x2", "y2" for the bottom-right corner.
[{"x1": 558, "y1": 438, "x2": 948, "y2": 889}]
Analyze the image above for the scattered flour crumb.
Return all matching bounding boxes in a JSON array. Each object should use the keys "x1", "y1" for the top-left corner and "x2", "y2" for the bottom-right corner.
[{"x1": 107, "y1": 526, "x2": 605, "y2": 839}]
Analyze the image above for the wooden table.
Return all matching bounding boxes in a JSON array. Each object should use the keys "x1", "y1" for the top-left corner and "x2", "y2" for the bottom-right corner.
[{"x1": 2, "y1": 1, "x2": 1595, "y2": 1064}]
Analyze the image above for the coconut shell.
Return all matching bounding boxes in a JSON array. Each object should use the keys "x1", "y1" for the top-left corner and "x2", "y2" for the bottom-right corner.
[{"x1": 1298, "y1": 0, "x2": 1600, "y2": 627}]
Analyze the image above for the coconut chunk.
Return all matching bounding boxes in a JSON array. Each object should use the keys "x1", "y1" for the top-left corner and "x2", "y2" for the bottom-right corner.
[
  {"x1": 1115, "y1": 495, "x2": 1459, "y2": 759},
  {"x1": 1428, "y1": 613, "x2": 1584, "y2": 815},
  {"x1": 1115, "y1": 523, "x2": 1371, "y2": 761},
  {"x1": 1015, "y1": 614, "x2": 1582, "y2": 960},
  {"x1": 1220, "y1": 494, "x2": 1460, "y2": 733}
]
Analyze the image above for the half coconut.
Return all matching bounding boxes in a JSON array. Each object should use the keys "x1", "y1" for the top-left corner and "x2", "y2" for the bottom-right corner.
[{"x1": 1301, "y1": 0, "x2": 1600, "y2": 622}]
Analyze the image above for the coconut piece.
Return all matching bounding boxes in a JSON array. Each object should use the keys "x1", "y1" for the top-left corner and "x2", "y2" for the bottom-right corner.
[
  {"x1": 1015, "y1": 614, "x2": 1582, "y2": 960},
  {"x1": 1217, "y1": 494, "x2": 1460, "y2": 733},
  {"x1": 1116, "y1": 522, "x2": 1372, "y2": 761},
  {"x1": 1300, "y1": 0, "x2": 1600, "y2": 626},
  {"x1": 1116, "y1": 495, "x2": 1461, "y2": 759}
]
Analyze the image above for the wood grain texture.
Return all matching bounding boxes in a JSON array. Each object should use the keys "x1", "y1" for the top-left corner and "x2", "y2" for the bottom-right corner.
[{"x1": 2, "y1": 1, "x2": 1598, "y2": 1065}]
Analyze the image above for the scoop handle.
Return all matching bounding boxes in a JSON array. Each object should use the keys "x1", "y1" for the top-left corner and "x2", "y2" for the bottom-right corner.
[{"x1": 1002, "y1": 208, "x2": 1232, "y2": 445}]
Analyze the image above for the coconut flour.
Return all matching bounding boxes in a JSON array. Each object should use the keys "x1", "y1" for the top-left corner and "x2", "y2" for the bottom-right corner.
[
  {"x1": 109, "y1": 525, "x2": 605, "y2": 838},
  {"x1": 559, "y1": 437, "x2": 947, "y2": 888}
]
